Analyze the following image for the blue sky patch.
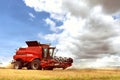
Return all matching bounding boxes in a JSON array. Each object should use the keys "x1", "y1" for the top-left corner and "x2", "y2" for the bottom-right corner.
[{"x1": 0, "y1": 0, "x2": 63, "y2": 57}]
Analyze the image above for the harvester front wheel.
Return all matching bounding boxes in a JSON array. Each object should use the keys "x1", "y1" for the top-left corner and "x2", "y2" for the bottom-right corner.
[
  {"x1": 14, "y1": 61, "x2": 22, "y2": 69},
  {"x1": 31, "y1": 59, "x2": 41, "y2": 70}
]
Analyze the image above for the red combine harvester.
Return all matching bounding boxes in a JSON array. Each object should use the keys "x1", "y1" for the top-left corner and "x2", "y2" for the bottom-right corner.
[{"x1": 12, "y1": 41, "x2": 73, "y2": 70}]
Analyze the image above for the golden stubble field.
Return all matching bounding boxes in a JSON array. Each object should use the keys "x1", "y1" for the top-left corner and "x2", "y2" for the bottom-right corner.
[{"x1": 0, "y1": 68, "x2": 120, "y2": 80}]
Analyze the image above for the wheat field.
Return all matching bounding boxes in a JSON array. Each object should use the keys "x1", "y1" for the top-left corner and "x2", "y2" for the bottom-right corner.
[{"x1": 0, "y1": 68, "x2": 120, "y2": 80}]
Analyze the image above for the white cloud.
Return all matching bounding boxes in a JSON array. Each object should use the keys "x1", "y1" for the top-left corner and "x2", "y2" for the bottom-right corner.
[
  {"x1": 24, "y1": 0, "x2": 65, "y2": 21},
  {"x1": 86, "y1": 0, "x2": 120, "y2": 14},
  {"x1": 38, "y1": 33, "x2": 59, "y2": 42},
  {"x1": 24, "y1": 0, "x2": 62, "y2": 13},
  {"x1": 28, "y1": 12, "x2": 35, "y2": 21},
  {"x1": 24, "y1": 0, "x2": 120, "y2": 68},
  {"x1": 44, "y1": 18, "x2": 58, "y2": 32},
  {"x1": 89, "y1": 55, "x2": 120, "y2": 68},
  {"x1": 29, "y1": 13, "x2": 35, "y2": 18},
  {"x1": 62, "y1": 0, "x2": 89, "y2": 18}
]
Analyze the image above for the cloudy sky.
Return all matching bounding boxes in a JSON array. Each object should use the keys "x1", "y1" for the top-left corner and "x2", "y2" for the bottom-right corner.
[{"x1": 0, "y1": 0, "x2": 120, "y2": 68}]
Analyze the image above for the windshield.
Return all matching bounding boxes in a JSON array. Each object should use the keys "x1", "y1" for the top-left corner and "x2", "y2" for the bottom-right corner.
[
  {"x1": 43, "y1": 48, "x2": 48, "y2": 58},
  {"x1": 43, "y1": 47, "x2": 56, "y2": 58},
  {"x1": 49, "y1": 48, "x2": 54, "y2": 57}
]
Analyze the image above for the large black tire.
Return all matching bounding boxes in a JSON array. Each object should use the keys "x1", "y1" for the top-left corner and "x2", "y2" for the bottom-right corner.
[
  {"x1": 14, "y1": 61, "x2": 22, "y2": 69},
  {"x1": 31, "y1": 59, "x2": 41, "y2": 70}
]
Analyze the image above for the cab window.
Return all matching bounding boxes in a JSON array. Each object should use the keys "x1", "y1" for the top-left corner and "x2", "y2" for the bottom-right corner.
[{"x1": 43, "y1": 48, "x2": 48, "y2": 58}]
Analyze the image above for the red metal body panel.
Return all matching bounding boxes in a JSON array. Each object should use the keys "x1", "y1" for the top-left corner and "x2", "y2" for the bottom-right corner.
[{"x1": 14, "y1": 46, "x2": 42, "y2": 62}]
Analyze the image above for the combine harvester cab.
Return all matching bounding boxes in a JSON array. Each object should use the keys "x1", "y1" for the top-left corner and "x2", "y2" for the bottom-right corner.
[{"x1": 12, "y1": 41, "x2": 73, "y2": 70}]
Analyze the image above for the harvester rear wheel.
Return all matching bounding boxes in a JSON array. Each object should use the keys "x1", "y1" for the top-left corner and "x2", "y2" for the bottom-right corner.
[
  {"x1": 14, "y1": 61, "x2": 22, "y2": 69},
  {"x1": 31, "y1": 59, "x2": 41, "y2": 70}
]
